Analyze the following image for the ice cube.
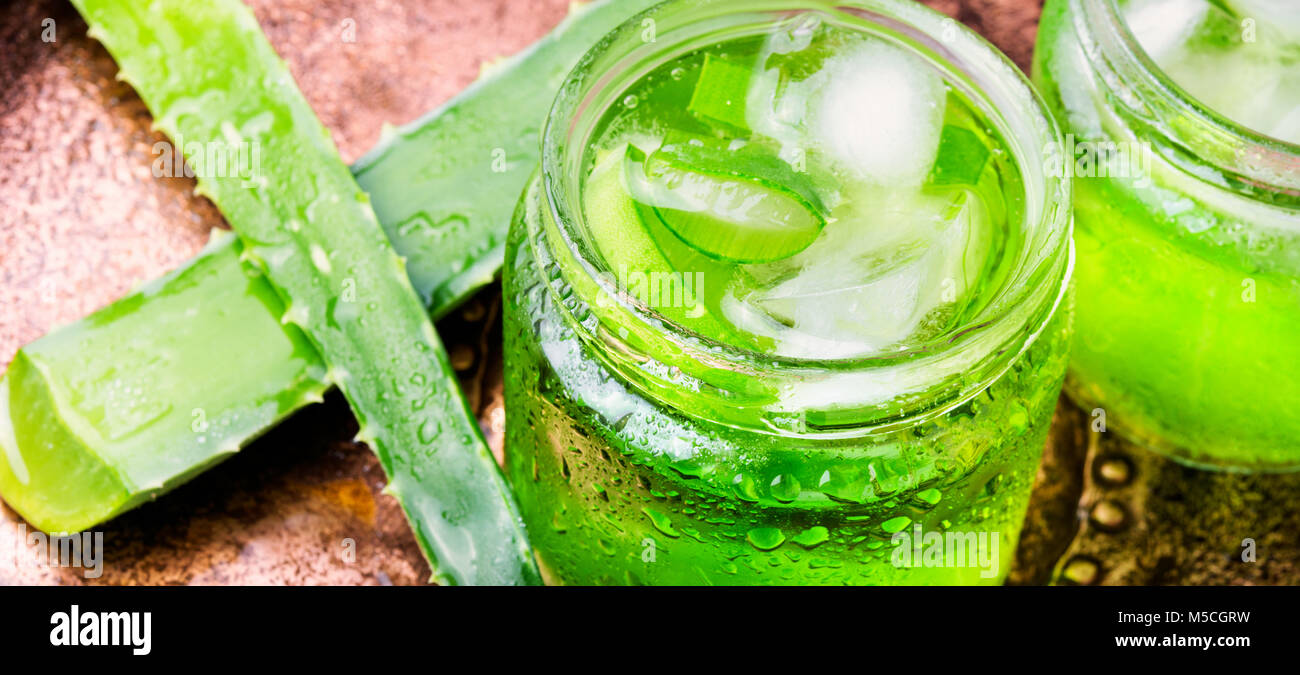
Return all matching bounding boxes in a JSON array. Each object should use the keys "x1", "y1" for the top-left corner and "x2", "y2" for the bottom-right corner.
[
  {"x1": 1162, "y1": 46, "x2": 1300, "y2": 145},
  {"x1": 744, "y1": 45, "x2": 822, "y2": 159},
  {"x1": 1227, "y1": 1, "x2": 1300, "y2": 38},
  {"x1": 808, "y1": 41, "x2": 947, "y2": 186},
  {"x1": 1125, "y1": 0, "x2": 1208, "y2": 62},
  {"x1": 763, "y1": 258, "x2": 926, "y2": 349},
  {"x1": 774, "y1": 327, "x2": 878, "y2": 361},
  {"x1": 742, "y1": 14, "x2": 836, "y2": 160},
  {"x1": 1271, "y1": 99, "x2": 1300, "y2": 144},
  {"x1": 739, "y1": 188, "x2": 990, "y2": 358},
  {"x1": 766, "y1": 13, "x2": 819, "y2": 56}
]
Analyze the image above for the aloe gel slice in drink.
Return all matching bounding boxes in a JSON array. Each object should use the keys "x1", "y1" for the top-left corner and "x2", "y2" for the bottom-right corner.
[
  {"x1": 582, "y1": 145, "x2": 741, "y2": 343},
  {"x1": 625, "y1": 144, "x2": 826, "y2": 263},
  {"x1": 687, "y1": 54, "x2": 753, "y2": 130}
]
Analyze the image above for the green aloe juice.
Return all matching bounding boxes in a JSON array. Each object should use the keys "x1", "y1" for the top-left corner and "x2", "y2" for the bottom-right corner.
[{"x1": 505, "y1": 0, "x2": 1073, "y2": 584}]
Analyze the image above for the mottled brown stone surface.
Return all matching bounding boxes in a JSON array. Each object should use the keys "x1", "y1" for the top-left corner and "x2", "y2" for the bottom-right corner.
[{"x1": 1, "y1": 0, "x2": 1294, "y2": 586}]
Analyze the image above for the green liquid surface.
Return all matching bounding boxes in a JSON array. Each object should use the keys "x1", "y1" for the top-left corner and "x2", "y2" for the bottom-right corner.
[{"x1": 578, "y1": 15, "x2": 1028, "y2": 359}]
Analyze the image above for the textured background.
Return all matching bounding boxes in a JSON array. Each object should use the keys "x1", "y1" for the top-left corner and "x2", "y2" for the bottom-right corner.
[{"x1": 1, "y1": 0, "x2": 1294, "y2": 585}]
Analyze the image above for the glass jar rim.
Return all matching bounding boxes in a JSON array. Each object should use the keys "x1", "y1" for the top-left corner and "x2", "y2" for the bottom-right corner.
[
  {"x1": 1078, "y1": 0, "x2": 1300, "y2": 196},
  {"x1": 535, "y1": 0, "x2": 1073, "y2": 434}
]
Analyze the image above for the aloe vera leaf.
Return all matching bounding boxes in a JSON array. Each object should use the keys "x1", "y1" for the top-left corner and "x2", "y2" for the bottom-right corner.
[
  {"x1": 0, "y1": 231, "x2": 328, "y2": 534},
  {"x1": 66, "y1": 0, "x2": 540, "y2": 586},
  {"x1": 353, "y1": 0, "x2": 666, "y2": 317},
  {"x1": 686, "y1": 54, "x2": 752, "y2": 131},
  {"x1": 0, "y1": 0, "x2": 662, "y2": 544}
]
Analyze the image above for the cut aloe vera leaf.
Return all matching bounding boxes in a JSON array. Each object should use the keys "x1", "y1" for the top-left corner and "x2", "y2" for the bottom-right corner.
[
  {"x1": 624, "y1": 142, "x2": 826, "y2": 263},
  {"x1": 927, "y1": 124, "x2": 991, "y2": 187},
  {"x1": 687, "y1": 54, "x2": 752, "y2": 131},
  {"x1": 0, "y1": 0, "x2": 656, "y2": 554},
  {"x1": 585, "y1": 146, "x2": 670, "y2": 293},
  {"x1": 70, "y1": 0, "x2": 540, "y2": 586},
  {"x1": 0, "y1": 232, "x2": 328, "y2": 534}
]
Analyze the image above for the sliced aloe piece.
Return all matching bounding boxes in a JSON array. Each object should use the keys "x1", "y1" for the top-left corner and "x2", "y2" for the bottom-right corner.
[
  {"x1": 547, "y1": 149, "x2": 778, "y2": 407},
  {"x1": 582, "y1": 145, "x2": 744, "y2": 342},
  {"x1": 585, "y1": 147, "x2": 707, "y2": 317},
  {"x1": 584, "y1": 146, "x2": 668, "y2": 284},
  {"x1": 927, "y1": 124, "x2": 991, "y2": 187},
  {"x1": 687, "y1": 54, "x2": 752, "y2": 131},
  {"x1": 623, "y1": 143, "x2": 826, "y2": 264}
]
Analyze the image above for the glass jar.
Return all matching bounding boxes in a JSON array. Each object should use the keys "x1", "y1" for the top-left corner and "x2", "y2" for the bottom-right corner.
[
  {"x1": 504, "y1": 0, "x2": 1073, "y2": 585},
  {"x1": 1035, "y1": 0, "x2": 1300, "y2": 470}
]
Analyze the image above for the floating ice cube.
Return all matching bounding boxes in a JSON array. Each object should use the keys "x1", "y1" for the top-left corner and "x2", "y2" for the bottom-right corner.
[
  {"x1": 735, "y1": 187, "x2": 990, "y2": 358},
  {"x1": 1227, "y1": 0, "x2": 1300, "y2": 37},
  {"x1": 721, "y1": 291, "x2": 873, "y2": 360},
  {"x1": 1272, "y1": 101, "x2": 1300, "y2": 144},
  {"x1": 1158, "y1": 36, "x2": 1300, "y2": 144},
  {"x1": 1237, "y1": 67, "x2": 1300, "y2": 145},
  {"x1": 1125, "y1": 0, "x2": 1208, "y2": 62},
  {"x1": 744, "y1": 29, "x2": 826, "y2": 159},
  {"x1": 746, "y1": 16, "x2": 830, "y2": 98},
  {"x1": 773, "y1": 326, "x2": 878, "y2": 361},
  {"x1": 807, "y1": 41, "x2": 947, "y2": 186},
  {"x1": 766, "y1": 13, "x2": 819, "y2": 56}
]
